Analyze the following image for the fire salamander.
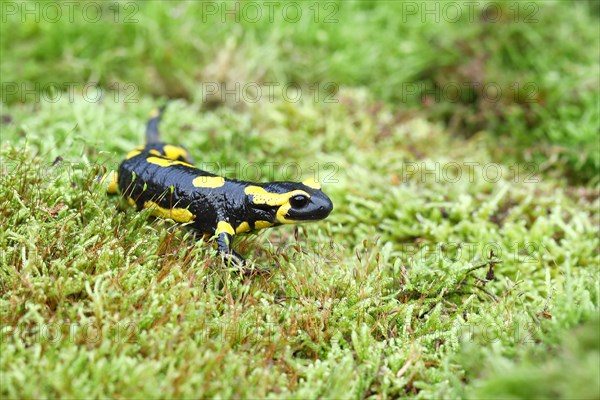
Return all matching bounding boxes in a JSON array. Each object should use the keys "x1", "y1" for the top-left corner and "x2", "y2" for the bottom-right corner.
[{"x1": 107, "y1": 107, "x2": 333, "y2": 266}]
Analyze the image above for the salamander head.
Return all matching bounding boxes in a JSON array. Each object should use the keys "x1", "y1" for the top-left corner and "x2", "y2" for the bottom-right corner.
[{"x1": 244, "y1": 178, "x2": 333, "y2": 225}]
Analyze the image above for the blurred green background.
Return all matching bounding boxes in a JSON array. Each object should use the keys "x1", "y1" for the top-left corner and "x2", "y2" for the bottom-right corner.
[{"x1": 2, "y1": 0, "x2": 598, "y2": 181}]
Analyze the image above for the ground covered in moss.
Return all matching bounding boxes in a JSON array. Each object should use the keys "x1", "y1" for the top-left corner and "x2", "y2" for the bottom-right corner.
[{"x1": 1, "y1": 1, "x2": 598, "y2": 398}]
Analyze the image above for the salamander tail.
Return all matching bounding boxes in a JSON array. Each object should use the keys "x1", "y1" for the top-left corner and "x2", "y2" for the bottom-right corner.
[{"x1": 146, "y1": 105, "x2": 167, "y2": 144}]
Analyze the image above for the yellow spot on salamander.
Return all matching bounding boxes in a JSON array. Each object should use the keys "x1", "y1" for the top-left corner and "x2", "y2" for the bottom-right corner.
[
  {"x1": 99, "y1": 171, "x2": 119, "y2": 194},
  {"x1": 143, "y1": 201, "x2": 195, "y2": 223},
  {"x1": 163, "y1": 145, "x2": 190, "y2": 162},
  {"x1": 149, "y1": 149, "x2": 162, "y2": 156},
  {"x1": 148, "y1": 108, "x2": 161, "y2": 118},
  {"x1": 276, "y1": 204, "x2": 294, "y2": 224},
  {"x1": 147, "y1": 156, "x2": 194, "y2": 168},
  {"x1": 302, "y1": 178, "x2": 321, "y2": 190},
  {"x1": 192, "y1": 176, "x2": 225, "y2": 188},
  {"x1": 244, "y1": 186, "x2": 309, "y2": 207},
  {"x1": 236, "y1": 222, "x2": 251, "y2": 234},
  {"x1": 126, "y1": 150, "x2": 142, "y2": 159},
  {"x1": 254, "y1": 220, "x2": 273, "y2": 229},
  {"x1": 216, "y1": 221, "x2": 235, "y2": 236},
  {"x1": 107, "y1": 172, "x2": 119, "y2": 194}
]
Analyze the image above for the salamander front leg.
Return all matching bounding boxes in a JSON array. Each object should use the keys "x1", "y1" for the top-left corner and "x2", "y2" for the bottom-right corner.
[{"x1": 215, "y1": 221, "x2": 245, "y2": 267}]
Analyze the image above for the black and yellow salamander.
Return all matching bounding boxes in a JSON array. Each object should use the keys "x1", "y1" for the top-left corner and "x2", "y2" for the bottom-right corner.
[{"x1": 107, "y1": 107, "x2": 333, "y2": 266}]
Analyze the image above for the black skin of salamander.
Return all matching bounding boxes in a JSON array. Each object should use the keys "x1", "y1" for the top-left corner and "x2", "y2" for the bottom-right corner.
[{"x1": 118, "y1": 151, "x2": 333, "y2": 265}]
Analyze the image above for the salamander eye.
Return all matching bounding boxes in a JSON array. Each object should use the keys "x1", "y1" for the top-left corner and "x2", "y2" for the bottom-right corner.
[{"x1": 289, "y1": 194, "x2": 309, "y2": 208}]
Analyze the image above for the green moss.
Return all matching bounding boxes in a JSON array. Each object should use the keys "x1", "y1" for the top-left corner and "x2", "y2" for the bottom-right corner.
[{"x1": 2, "y1": 94, "x2": 598, "y2": 398}]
